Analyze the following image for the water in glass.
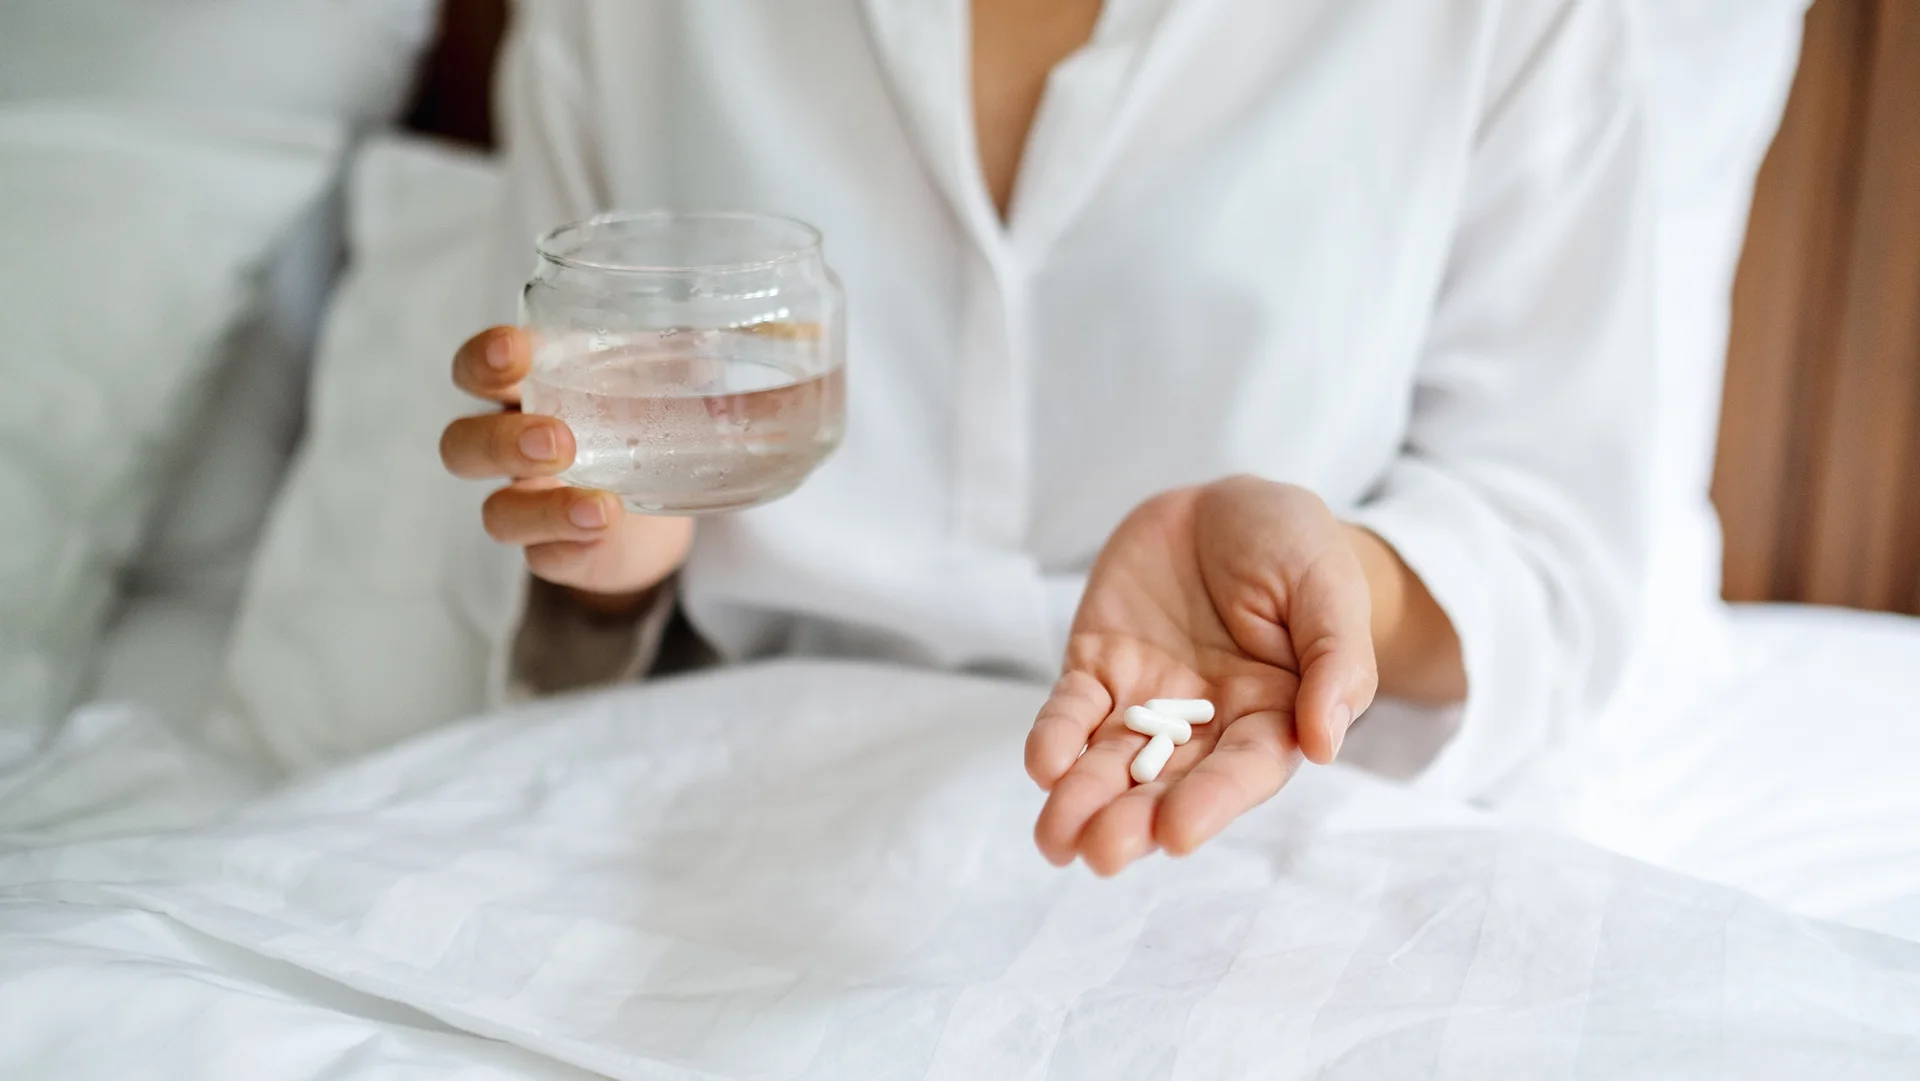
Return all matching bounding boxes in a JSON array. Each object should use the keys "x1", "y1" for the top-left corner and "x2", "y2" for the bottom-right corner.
[{"x1": 523, "y1": 327, "x2": 846, "y2": 514}]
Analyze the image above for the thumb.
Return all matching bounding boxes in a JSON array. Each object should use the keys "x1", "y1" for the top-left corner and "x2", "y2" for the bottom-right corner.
[{"x1": 1287, "y1": 546, "x2": 1378, "y2": 765}]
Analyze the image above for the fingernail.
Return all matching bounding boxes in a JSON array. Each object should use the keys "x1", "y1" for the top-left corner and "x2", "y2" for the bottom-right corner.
[
  {"x1": 519, "y1": 426, "x2": 557, "y2": 461},
  {"x1": 568, "y1": 498, "x2": 607, "y2": 529},
  {"x1": 486, "y1": 338, "x2": 512, "y2": 370},
  {"x1": 1329, "y1": 703, "x2": 1353, "y2": 759}
]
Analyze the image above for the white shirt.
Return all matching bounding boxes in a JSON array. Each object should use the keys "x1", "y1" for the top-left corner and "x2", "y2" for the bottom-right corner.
[{"x1": 484, "y1": 0, "x2": 1657, "y2": 801}]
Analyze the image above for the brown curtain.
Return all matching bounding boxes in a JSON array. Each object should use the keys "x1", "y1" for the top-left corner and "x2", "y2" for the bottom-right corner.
[{"x1": 1715, "y1": 0, "x2": 1920, "y2": 614}]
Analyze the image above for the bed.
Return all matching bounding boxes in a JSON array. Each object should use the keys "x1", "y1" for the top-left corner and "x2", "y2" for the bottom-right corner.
[{"x1": 8, "y1": 662, "x2": 1920, "y2": 1078}]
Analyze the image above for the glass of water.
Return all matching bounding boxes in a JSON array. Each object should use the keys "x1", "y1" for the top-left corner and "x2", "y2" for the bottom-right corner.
[{"x1": 520, "y1": 211, "x2": 846, "y2": 515}]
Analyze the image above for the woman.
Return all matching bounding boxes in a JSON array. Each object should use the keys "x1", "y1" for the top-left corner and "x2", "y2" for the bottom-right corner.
[{"x1": 438, "y1": 0, "x2": 1651, "y2": 876}]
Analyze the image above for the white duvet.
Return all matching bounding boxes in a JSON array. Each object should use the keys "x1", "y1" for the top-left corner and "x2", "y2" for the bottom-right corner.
[{"x1": 4, "y1": 661, "x2": 1919, "y2": 1079}]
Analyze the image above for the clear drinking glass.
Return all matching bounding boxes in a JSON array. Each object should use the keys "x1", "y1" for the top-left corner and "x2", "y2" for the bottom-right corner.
[{"x1": 520, "y1": 211, "x2": 846, "y2": 515}]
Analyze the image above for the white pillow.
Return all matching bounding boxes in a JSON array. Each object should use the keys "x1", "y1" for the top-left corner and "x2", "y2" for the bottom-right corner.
[
  {"x1": 0, "y1": 0, "x2": 437, "y2": 123},
  {"x1": 3, "y1": 1, "x2": 441, "y2": 726},
  {"x1": 122, "y1": 196, "x2": 343, "y2": 607},
  {"x1": 79, "y1": 208, "x2": 339, "y2": 729},
  {"x1": 0, "y1": 103, "x2": 343, "y2": 749},
  {"x1": 207, "y1": 136, "x2": 518, "y2": 773}
]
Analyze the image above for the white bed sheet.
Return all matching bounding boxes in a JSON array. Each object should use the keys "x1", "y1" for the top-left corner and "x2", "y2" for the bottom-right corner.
[
  {"x1": 4, "y1": 660, "x2": 1919, "y2": 1079},
  {"x1": 0, "y1": 900, "x2": 599, "y2": 1081},
  {"x1": 1566, "y1": 603, "x2": 1920, "y2": 941}
]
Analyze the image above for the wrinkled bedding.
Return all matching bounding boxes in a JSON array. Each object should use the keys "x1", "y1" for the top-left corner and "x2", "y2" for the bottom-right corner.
[{"x1": 4, "y1": 661, "x2": 1918, "y2": 1079}]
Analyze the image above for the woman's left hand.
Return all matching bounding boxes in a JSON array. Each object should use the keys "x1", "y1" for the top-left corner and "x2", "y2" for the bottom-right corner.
[{"x1": 1026, "y1": 475, "x2": 1381, "y2": 875}]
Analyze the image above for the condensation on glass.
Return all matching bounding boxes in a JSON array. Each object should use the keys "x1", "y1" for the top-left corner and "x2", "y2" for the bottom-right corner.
[{"x1": 520, "y1": 211, "x2": 846, "y2": 515}]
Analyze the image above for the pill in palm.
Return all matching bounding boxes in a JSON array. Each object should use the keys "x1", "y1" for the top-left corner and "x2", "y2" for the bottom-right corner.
[
  {"x1": 1145, "y1": 698, "x2": 1215, "y2": 724},
  {"x1": 1124, "y1": 705, "x2": 1192, "y2": 745},
  {"x1": 1130, "y1": 732, "x2": 1175, "y2": 784}
]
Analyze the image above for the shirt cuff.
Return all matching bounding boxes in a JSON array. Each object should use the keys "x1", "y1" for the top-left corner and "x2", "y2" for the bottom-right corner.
[{"x1": 1346, "y1": 462, "x2": 1563, "y2": 803}]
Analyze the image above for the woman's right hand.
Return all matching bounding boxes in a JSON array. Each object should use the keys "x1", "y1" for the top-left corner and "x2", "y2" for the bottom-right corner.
[{"x1": 439, "y1": 327, "x2": 694, "y2": 614}]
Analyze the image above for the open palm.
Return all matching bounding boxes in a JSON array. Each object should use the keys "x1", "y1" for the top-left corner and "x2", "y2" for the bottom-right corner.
[{"x1": 1026, "y1": 477, "x2": 1379, "y2": 874}]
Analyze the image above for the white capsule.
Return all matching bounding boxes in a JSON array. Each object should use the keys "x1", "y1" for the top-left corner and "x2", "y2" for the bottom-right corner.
[
  {"x1": 1146, "y1": 698, "x2": 1215, "y2": 724},
  {"x1": 1123, "y1": 705, "x2": 1192, "y2": 745},
  {"x1": 1130, "y1": 733, "x2": 1175, "y2": 784}
]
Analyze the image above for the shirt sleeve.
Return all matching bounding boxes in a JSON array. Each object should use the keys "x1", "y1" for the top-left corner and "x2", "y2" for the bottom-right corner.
[{"x1": 1347, "y1": 0, "x2": 1657, "y2": 801}]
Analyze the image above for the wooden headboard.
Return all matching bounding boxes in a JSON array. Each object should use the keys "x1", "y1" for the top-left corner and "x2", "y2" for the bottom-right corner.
[{"x1": 405, "y1": 0, "x2": 1920, "y2": 617}]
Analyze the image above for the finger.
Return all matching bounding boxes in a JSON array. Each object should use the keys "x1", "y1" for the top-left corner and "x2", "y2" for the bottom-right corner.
[
  {"x1": 452, "y1": 326, "x2": 530, "y2": 404},
  {"x1": 1077, "y1": 778, "x2": 1167, "y2": 876},
  {"x1": 481, "y1": 486, "x2": 617, "y2": 546},
  {"x1": 1033, "y1": 733, "x2": 1141, "y2": 867},
  {"x1": 1155, "y1": 709, "x2": 1301, "y2": 856},
  {"x1": 1025, "y1": 670, "x2": 1114, "y2": 789},
  {"x1": 1287, "y1": 553, "x2": 1378, "y2": 765},
  {"x1": 440, "y1": 412, "x2": 575, "y2": 480}
]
